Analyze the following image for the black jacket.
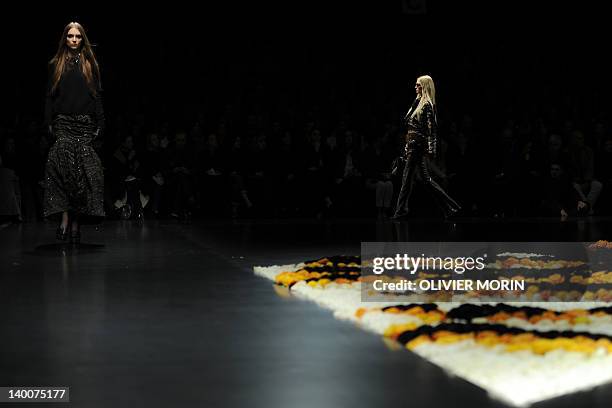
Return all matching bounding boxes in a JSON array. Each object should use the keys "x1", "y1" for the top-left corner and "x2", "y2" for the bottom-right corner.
[{"x1": 403, "y1": 98, "x2": 438, "y2": 156}]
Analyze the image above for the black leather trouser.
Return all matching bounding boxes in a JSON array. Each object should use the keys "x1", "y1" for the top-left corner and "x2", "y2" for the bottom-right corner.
[{"x1": 394, "y1": 137, "x2": 461, "y2": 217}]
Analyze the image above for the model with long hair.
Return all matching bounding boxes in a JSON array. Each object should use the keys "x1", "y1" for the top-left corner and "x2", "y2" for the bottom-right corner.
[
  {"x1": 392, "y1": 75, "x2": 461, "y2": 219},
  {"x1": 44, "y1": 22, "x2": 105, "y2": 243}
]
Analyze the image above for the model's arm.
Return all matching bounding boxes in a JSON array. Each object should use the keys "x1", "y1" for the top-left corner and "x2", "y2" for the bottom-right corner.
[
  {"x1": 424, "y1": 102, "x2": 437, "y2": 156},
  {"x1": 94, "y1": 69, "x2": 105, "y2": 137},
  {"x1": 44, "y1": 63, "x2": 54, "y2": 133}
]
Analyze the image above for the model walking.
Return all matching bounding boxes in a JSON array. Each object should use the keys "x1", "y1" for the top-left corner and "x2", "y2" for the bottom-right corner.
[
  {"x1": 44, "y1": 22, "x2": 105, "y2": 243},
  {"x1": 392, "y1": 75, "x2": 461, "y2": 219}
]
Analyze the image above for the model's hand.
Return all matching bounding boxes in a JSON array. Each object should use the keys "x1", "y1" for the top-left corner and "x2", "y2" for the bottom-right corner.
[
  {"x1": 560, "y1": 209, "x2": 568, "y2": 218},
  {"x1": 427, "y1": 143, "x2": 436, "y2": 157},
  {"x1": 427, "y1": 137, "x2": 436, "y2": 156}
]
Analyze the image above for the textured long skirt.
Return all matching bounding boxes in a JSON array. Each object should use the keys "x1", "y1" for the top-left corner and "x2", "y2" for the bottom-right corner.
[{"x1": 43, "y1": 114, "x2": 105, "y2": 218}]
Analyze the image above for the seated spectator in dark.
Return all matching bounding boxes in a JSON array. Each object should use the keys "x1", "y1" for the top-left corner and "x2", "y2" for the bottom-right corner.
[
  {"x1": 271, "y1": 131, "x2": 300, "y2": 216},
  {"x1": 567, "y1": 130, "x2": 602, "y2": 215},
  {"x1": 532, "y1": 119, "x2": 551, "y2": 157},
  {"x1": 445, "y1": 131, "x2": 479, "y2": 215},
  {"x1": 140, "y1": 133, "x2": 166, "y2": 218},
  {"x1": 1, "y1": 135, "x2": 18, "y2": 172},
  {"x1": 0, "y1": 153, "x2": 21, "y2": 223},
  {"x1": 201, "y1": 133, "x2": 224, "y2": 176},
  {"x1": 19, "y1": 122, "x2": 47, "y2": 221},
  {"x1": 333, "y1": 131, "x2": 365, "y2": 216},
  {"x1": 110, "y1": 135, "x2": 138, "y2": 184},
  {"x1": 592, "y1": 122, "x2": 606, "y2": 152},
  {"x1": 109, "y1": 135, "x2": 146, "y2": 220},
  {"x1": 489, "y1": 127, "x2": 520, "y2": 217},
  {"x1": 189, "y1": 121, "x2": 205, "y2": 155},
  {"x1": 199, "y1": 133, "x2": 226, "y2": 215},
  {"x1": 165, "y1": 131, "x2": 197, "y2": 222},
  {"x1": 515, "y1": 139, "x2": 544, "y2": 216},
  {"x1": 362, "y1": 135, "x2": 394, "y2": 219},
  {"x1": 225, "y1": 136, "x2": 253, "y2": 218},
  {"x1": 268, "y1": 121, "x2": 283, "y2": 145},
  {"x1": 215, "y1": 121, "x2": 229, "y2": 147},
  {"x1": 321, "y1": 133, "x2": 343, "y2": 212},
  {"x1": 543, "y1": 134, "x2": 570, "y2": 172},
  {"x1": 539, "y1": 163, "x2": 588, "y2": 219},
  {"x1": 244, "y1": 134, "x2": 274, "y2": 216},
  {"x1": 298, "y1": 129, "x2": 327, "y2": 216}
]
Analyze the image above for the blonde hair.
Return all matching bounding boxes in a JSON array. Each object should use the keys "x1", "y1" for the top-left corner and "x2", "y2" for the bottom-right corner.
[{"x1": 408, "y1": 75, "x2": 436, "y2": 121}]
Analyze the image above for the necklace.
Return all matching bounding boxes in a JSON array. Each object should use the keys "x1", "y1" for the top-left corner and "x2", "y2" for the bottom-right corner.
[{"x1": 67, "y1": 52, "x2": 81, "y2": 66}]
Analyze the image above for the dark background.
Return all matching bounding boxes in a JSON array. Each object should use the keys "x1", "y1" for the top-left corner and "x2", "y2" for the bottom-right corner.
[{"x1": 4, "y1": 3, "x2": 610, "y2": 131}]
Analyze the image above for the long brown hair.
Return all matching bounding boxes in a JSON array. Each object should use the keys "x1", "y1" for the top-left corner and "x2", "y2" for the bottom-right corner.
[{"x1": 49, "y1": 22, "x2": 100, "y2": 95}]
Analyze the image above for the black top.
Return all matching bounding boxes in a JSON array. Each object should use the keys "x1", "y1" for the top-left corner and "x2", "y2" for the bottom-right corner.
[
  {"x1": 45, "y1": 54, "x2": 104, "y2": 131},
  {"x1": 403, "y1": 98, "x2": 438, "y2": 156}
]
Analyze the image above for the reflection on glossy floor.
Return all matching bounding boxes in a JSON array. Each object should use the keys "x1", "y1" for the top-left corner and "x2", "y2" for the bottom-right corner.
[{"x1": 1, "y1": 217, "x2": 612, "y2": 408}]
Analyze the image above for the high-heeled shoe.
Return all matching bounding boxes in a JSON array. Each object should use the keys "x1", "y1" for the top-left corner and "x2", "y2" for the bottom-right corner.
[
  {"x1": 443, "y1": 205, "x2": 463, "y2": 220},
  {"x1": 56, "y1": 225, "x2": 69, "y2": 241},
  {"x1": 391, "y1": 211, "x2": 410, "y2": 220}
]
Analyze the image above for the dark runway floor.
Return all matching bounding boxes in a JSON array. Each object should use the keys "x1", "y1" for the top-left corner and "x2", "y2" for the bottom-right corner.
[{"x1": 2, "y1": 216, "x2": 612, "y2": 408}]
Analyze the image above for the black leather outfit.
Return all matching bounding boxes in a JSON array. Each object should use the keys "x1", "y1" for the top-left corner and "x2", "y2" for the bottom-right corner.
[{"x1": 393, "y1": 98, "x2": 461, "y2": 218}]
